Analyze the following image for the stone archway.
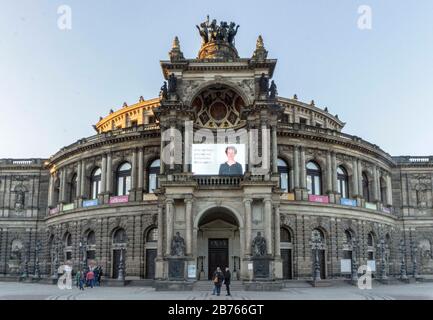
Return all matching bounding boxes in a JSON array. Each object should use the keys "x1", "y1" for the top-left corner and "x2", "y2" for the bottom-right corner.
[{"x1": 194, "y1": 206, "x2": 242, "y2": 280}]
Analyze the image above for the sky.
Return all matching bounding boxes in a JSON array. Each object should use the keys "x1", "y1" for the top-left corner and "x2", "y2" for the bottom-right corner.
[{"x1": 0, "y1": 0, "x2": 432, "y2": 158}]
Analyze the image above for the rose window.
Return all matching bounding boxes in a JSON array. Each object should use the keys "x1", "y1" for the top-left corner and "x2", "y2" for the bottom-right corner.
[{"x1": 192, "y1": 86, "x2": 245, "y2": 128}]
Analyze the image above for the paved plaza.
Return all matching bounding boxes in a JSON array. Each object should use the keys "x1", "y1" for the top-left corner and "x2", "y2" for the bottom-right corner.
[{"x1": 0, "y1": 281, "x2": 432, "y2": 300}]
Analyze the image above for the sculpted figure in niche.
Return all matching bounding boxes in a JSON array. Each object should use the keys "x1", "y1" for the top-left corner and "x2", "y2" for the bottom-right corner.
[
  {"x1": 171, "y1": 232, "x2": 186, "y2": 256},
  {"x1": 252, "y1": 232, "x2": 267, "y2": 256}
]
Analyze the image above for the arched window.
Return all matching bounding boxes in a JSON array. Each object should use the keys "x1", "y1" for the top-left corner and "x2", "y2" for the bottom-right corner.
[
  {"x1": 337, "y1": 166, "x2": 349, "y2": 198},
  {"x1": 344, "y1": 230, "x2": 352, "y2": 244},
  {"x1": 146, "y1": 228, "x2": 158, "y2": 242},
  {"x1": 87, "y1": 231, "x2": 96, "y2": 246},
  {"x1": 64, "y1": 233, "x2": 72, "y2": 260},
  {"x1": 367, "y1": 233, "x2": 374, "y2": 247},
  {"x1": 278, "y1": 159, "x2": 290, "y2": 192},
  {"x1": 148, "y1": 159, "x2": 160, "y2": 193},
  {"x1": 90, "y1": 168, "x2": 102, "y2": 200},
  {"x1": 69, "y1": 173, "x2": 77, "y2": 202},
  {"x1": 116, "y1": 162, "x2": 131, "y2": 196},
  {"x1": 113, "y1": 229, "x2": 127, "y2": 244},
  {"x1": 307, "y1": 161, "x2": 322, "y2": 195},
  {"x1": 65, "y1": 233, "x2": 72, "y2": 247},
  {"x1": 362, "y1": 173, "x2": 370, "y2": 202},
  {"x1": 280, "y1": 228, "x2": 291, "y2": 242}
]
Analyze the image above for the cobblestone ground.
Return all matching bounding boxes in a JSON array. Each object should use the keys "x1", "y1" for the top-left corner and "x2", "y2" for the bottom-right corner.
[{"x1": 0, "y1": 281, "x2": 432, "y2": 300}]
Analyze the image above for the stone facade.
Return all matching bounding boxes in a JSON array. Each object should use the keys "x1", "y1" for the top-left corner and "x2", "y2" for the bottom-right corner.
[{"x1": 1, "y1": 19, "x2": 432, "y2": 287}]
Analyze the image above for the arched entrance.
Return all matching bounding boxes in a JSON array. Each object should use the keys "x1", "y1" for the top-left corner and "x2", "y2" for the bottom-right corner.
[
  {"x1": 111, "y1": 228, "x2": 127, "y2": 278},
  {"x1": 195, "y1": 207, "x2": 241, "y2": 280}
]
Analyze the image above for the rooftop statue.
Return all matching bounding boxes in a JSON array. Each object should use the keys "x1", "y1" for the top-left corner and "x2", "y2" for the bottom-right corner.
[{"x1": 196, "y1": 16, "x2": 240, "y2": 46}]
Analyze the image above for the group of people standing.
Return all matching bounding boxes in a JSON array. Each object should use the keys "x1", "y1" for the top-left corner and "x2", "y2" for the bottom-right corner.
[
  {"x1": 75, "y1": 265, "x2": 103, "y2": 290},
  {"x1": 212, "y1": 267, "x2": 231, "y2": 296}
]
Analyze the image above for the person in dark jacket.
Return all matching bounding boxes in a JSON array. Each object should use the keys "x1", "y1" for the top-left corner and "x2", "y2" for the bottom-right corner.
[
  {"x1": 212, "y1": 267, "x2": 224, "y2": 296},
  {"x1": 224, "y1": 266, "x2": 231, "y2": 296}
]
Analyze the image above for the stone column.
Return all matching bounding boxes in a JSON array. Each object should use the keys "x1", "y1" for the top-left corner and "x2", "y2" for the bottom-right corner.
[
  {"x1": 261, "y1": 122, "x2": 270, "y2": 174},
  {"x1": 60, "y1": 169, "x2": 67, "y2": 203},
  {"x1": 184, "y1": 120, "x2": 192, "y2": 173},
  {"x1": 157, "y1": 204, "x2": 164, "y2": 258},
  {"x1": 326, "y1": 151, "x2": 333, "y2": 194},
  {"x1": 352, "y1": 158, "x2": 359, "y2": 197},
  {"x1": 357, "y1": 160, "x2": 363, "y2": 197},
  {"x1": 386, "y1": 175, "x2": 393, "y2": 207},
  {"x1": 137, "y1": 148, "x2": 144, "y2": 200},
  {"x1": 274, "y1": 205, "x2": 281, "y2": 257},
  {"x1": 169, "y1": 125, "x2": 175, "y2": 170},
  {"x1": 300, "y1": 147, "x2": 306, "y2": 189},
  {"x1": 244, "y1": 199, "x2": 252, "y2": 256},
  {"x1": 272, "y1": 125, "x2": 278, "y2": 174},
  {"x1": 332, "y1": 152, "x2": 338, "y2": 193},
  {"x1": 185, "y1": 198, "x2": 193, "y2": 255},
  {"x1": 165, "y1": 199, "x2": 174, "y2": 256},
  {"x1": 248, "y1": 126, "x2": 255, "y2": 172},
  {"x1": 106, "y1": 153, "x2": 113, "y2": 194},
  {"x1": 127, "y1": 148, "x2": 137, "y2": 201},
  {"x1": 100, "y1": 154, "x2": 107, "y2": 194},
  {"x1": 293, "y1": 146, "x2": 300, "y2": 188},
  {"x1": 80, "y1": 160, "x2": 86, "y2": 198},
  {"x1": 264, "y1": 198, "x2": 273, "y2": 255},
  {"x1": 160, "y1": 125, "x2": 165, "y2": 174},
  {"x1": 48, "y1": 173, "x2": 55, "y2": 208},
  {"x1": 76, "y1": 161, "x2": 82, "y2": 198},
  {"x1": 373, "y1": 166, "x2": 379, "y2": 202}
]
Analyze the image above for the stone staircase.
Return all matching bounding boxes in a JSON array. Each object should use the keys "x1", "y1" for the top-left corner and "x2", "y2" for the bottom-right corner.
[{"x1": 193, "y1": 280, "x2": 244, "y2": 291}]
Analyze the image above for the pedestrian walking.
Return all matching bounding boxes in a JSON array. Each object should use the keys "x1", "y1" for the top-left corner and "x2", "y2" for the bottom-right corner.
[
  {"x1": 212, "y1": 267, "x2": 224, "y2": 296},
  {"x1": 224, "y1": 266, "x2": 231, "y2": 296},
  {"x1": 77, "y1": 271, "x2": 85, "y2": 290},
  {"x1": 86, "y1": 269, "x2": 95, "y2": 288}
]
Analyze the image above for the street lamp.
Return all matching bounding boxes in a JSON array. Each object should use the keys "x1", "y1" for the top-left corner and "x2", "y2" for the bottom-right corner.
[
  {"x1": 79, "y1": 238, "x2": 87, "y2": 271},
  {"x1": 410, "y1": 238, "x2": 418, "y2": 278},
  {"x1": 117, "y1": 248, "x2": 125, "y2": 281},
  {"x1": 21, "y1": 243, "x2": 29, "y2": 279},
  {"x1": 350, "y1": 238, "x2": 358, "y2": 282},
  {"x1": 399, "y1": 239, "x2": 408, "y2": 280},
  {"x1": 52, "y1": 237, "x2": 60, "y2": 279},
  {"x1": 34, "y1": 240, "x2": 41, "y2": 279},
  {"x1": 377, "y1": 237, "x2": 387, "y2": 280},
  {"x1": 311, "y1": 230, "x2": 325, "y2": 281}
]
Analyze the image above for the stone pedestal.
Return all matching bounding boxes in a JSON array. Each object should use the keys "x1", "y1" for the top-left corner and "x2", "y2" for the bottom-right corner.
[
  {"x1": 252, "y1": 256, "x2": 272, "y2": 280},
  {"x1": 167, "y1": 257, "x2": 186, "y2": 281}
]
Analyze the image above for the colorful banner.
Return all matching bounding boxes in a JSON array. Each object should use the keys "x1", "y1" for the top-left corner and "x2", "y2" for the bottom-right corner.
[
  {"x1": 340, "y1": 198, "x2": 357, "y2": 207},
  {"x1": 109, "y1": 195, "x2": 129, "y2": 204},
  {"x1": 83, "y1": 199, "x2": 99, "y2": 207},
  {"x1": 62, "y1": 203, "x2": 75, "y2": 211},
  {"x1": 308, "y1": 195, "x2": 329, "y2": 204},
  {"x1": 382, "y1": 207, "x2": 391, "y2": 214},
  {"x1": 49, "y1": 207, "x2": 59, "y2": 215},
  {"x1": 365, "y1": 202, "x2": 377, "y2": 210}
]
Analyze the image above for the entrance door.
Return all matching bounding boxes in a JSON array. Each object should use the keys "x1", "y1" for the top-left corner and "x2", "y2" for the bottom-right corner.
[
  {"x1": 112, "y1": 249, "x2": 121, "y2": 278},
  {"x1": 208, "y1": 239, "x2": 228, "y2": 280},
  {"x1": 281, "y1": 249, "x2": 292, "y2": 279},
  {"x1": 319, "y1": 250, "x2": 326, "y2": 279},
  {"x1": 145, "y1": 249, "x2": 157, "y2": 279}
]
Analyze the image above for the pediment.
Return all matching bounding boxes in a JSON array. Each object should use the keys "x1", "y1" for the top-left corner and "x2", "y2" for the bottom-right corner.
[{"x1": 200, "y1": 218, "x2": 237, "y2": 230}]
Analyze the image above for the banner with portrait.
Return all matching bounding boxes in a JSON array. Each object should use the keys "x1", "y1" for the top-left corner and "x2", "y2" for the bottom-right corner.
[{"x1": 191, "y1": 144, "x2": 246, "y2": 175}]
